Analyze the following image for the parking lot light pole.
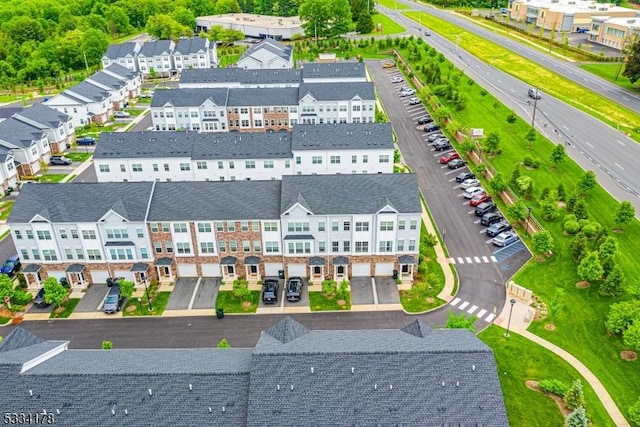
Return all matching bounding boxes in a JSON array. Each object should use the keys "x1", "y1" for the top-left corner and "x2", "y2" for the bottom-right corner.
[
  {"x1": 143, "y1": 280, "x2": 153, "y2": 311},
  {"x1": 504, "y1": 298, "x2": 516, "y2": 337}
]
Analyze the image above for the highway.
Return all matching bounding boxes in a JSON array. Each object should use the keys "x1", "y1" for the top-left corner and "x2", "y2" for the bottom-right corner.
[{"x1": 381, "y1": 4, "x2": 640, "y2": 215}]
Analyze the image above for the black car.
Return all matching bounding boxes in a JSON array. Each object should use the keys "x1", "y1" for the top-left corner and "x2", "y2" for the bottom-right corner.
[
  {"x1": 424, "y1": 124, "x2": 440, "y2": 133},
  {"x1": 456, "y1": 171, "x2": 475, "y2": 183},
  {"x1": 447, "y1": 158, "x2": 466, "y2": 169},
  {"x1": 417, "y1": 116, "x2": 433, "y2": 125},
  {"x1": 286, "y1": 277, "x2": 303, "y2": 302},
  {"x1": 432, "y1": 139, "x2": 451, "y2": 151},
  {"x1": 106, "y1": 277, "x2": 124, "y2": 287},
  {"x1": 474, "y1": 200, "x2": 497, "y2": 216},
  {"x1": 486, "y1": 221, "x2": 513, "y2": 238},
  {"x1": 33, "y1": 288, "x2": 50, "y2": 308},
  {"x1": 76, "y1": 136, "x2": 96, "y2": 146},
  {"x1": 262, "y1": 279, "x2": 279, "y2": 304},
  {"x1": 481, "y1": 212, "x2": 503, "y2": 226}
]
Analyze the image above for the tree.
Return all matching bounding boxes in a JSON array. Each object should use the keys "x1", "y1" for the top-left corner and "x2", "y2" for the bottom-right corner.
[
  {"x1": 232, "y1": 278, "x2": 250, "y2": 298},
  {"x1": 106, "y1": 6, "x2": 133, "y2": 37},
  {"x1": 0, "y1": 274, "x2": 14, "y2": 302},
  {"x1": 570, "y1": 234, "x2": 588, "y2": 261},
  {"x1": 606, "y1": 300, "x2": 640, "y2": 333},
  {"x1": 614, "y1": 201, "x2": 635, "y2": 228},
  {"x1": 565, "y1": 406, "x2": 587, "y2": 427},
  {"x1": 489, "y1": 172, "x2": 506, "y2": 193},
  {"x1": 43, "y1": 277, "x2": 69, "y2": 308},
  {"x1": 81, "y1": 29, "x2": 110, "y2": 67},
  {"x1": 217, "y1": 338, "x2": 231, "y2": 348},
  {"x1": 629, "y1": 396, "x2": 640, "y2": 426},
  {"x1": 577, "y1": 171, "x2": 597, "y2": 194},
  {"x1": 216, "y1": 0, "x2": 242, "y2": 14},
  {"x1": 299, "y1": 0, "x2": 330, "y2": 38},
  {"x1": 524, "y1": 128, "x2": 536, "y2": 149},
  {"x1": 532, "y1": 230, "x2": 554, "y2": 254},
  {"x1": 573, "y1": 199, "x2": 588, "y2": 220},
  {"x1": 622, "y1": 35, "x2": 640, "y2": 84},
  {"x1": 146, "y1": 15, "x2": 192, "y2": 40},
  {"x1": 550, "y1": 144, "x2": 566, "y2": 167},
  {"x1": 119, "y1": 280, "x2": 136, "y2": 300},
  {"x1": 577, "y1": 251, "x2": 603, "y2": 283},
  {"x1": 506, "y1": 111, "x2": 517, "y2": 126},
  {"x1": 599, "y1": 264, "x2": 625, "y2": 297},
  {"x1": 540, "y1": 198, "x2": 560, "y2": 221},
  {"x1": 328, "y1": 0, "x2": 352, "y2": 37},
  {"x1": 564, "y1": 380, "x2": 585, "y2": 410},
  {"x1": 510, "y1": 165, "x2": 521, "y2": 187},
  {"x1": 516, "y1": 175, "x2": 534, "y2": 199},
  {"x1": 484, "y1": 132, "x2": 501, "y2": 155},
  {"x1": 508, "y1": 199, "x2": 529, "y2": 221},
  {"x1": 623, "y1": 322, "x2": 640, "y2": 351},
  {"x1": 599, "y1": 235, "x2": 618, "y2": 259},
  {"x1": 557, "y1": 183, "x2": 566, "y2": 201},
  {"x1": 171, "y1": 7, "x2": 197, "y2": 29},
  {"x1": 445, "y1": 310, "x2": 477, "y2": 332},
  {"x1": 355, "y1": 10, "x2": 373, "y2": 34}
]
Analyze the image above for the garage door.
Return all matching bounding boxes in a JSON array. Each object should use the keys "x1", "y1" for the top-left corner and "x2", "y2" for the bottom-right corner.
[
  {"x1": 90, "y1": 270, "x2": 110, "y2": 284},
  {"x1": 375, "y1": 263, "x2": 395, "y2": 276},
  {"x1": 178, "y1": 263, "x2": 198, "y2": 277},
  {"x1": 114, "y1": 270, "x2": 129, "y2": 279},
  {"x1": 287, "y1": 264, "x2": 306, "y2": 278},
  {"x1": 265, "y1": 263, "x2": 282, "y2": 277},
  {"x1": 201, "y1": 263, "x2": 221, "y2": 277},
  {"x1": 47, "y1": 271, "x2": 66, "y2": 281},
  {"x1": 352, "y1": 263, "x2": 370, "y2": 277}
]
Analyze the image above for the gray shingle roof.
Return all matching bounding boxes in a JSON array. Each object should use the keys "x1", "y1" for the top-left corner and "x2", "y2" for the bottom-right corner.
[
  {"x1": 14, "y1": 104, "x2": 71, "y2": 129},
  {"x1": 180, "y1": 68, "x2": 301, "y2": 86},
  {"x1": 240, "y1": 39, "x2": 292, "y2": 63},
  {"x1": 103, "y1": 63, "x2": 138, "y2": 80},
  {"x1": 87, "y1": 71, "x2": 127, "y2": 90},
  {"x1": 0, "y1": 107, "x2": 22, "y2": 119},
  {"x1": 103, "y1": 42, "x2": 138, "y2": 59},
  {"x1": 147, "y1": 181, "x2": 282, "y2": 221},
  {"x1": 292, "y1": 123, "x2": 392, "y2": 151},
  {"x1": 227, "y1": 87, "x2": 298, "y2": 107},
  {"x1": 94, "y1": 131, "x2": 292, "y2": 160},
  {"x1": 280, "y1": 174, "x2": 421, "y2": 215},
  {"x1": 151, "y1": 88, "x2": 229, "y2": 108},
  {"x1": 8, "y1": 182, "x2": 155, "y2": 224},
  {"x1": 174, "y1": 37, "x2": 209, "y2": 55},
  {"x1": 298, "y1": 82, "x2": 375, "y2": 101},
  {"x1": 0, "y1": 327, "x2": 45, "y2": 353},
  {"x1": 65, "y1": 81, "x2": 110, "y2": 102},
  {"x1": 139, "y1": 40, "x2": 173, "y2": 57},
  {"x1": 0, "y1": 117, "x2": 46, "y2": 148},
  {"x1": 300, "y1": 61, "x2": 366, "y2": 80}
]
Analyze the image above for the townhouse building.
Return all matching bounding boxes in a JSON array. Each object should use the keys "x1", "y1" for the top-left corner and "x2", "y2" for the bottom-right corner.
[
  {"x1": 0, "y1": 150, "x2": 18, "y2": 194},
  {"x1": 178, "y1": 61, "x2": 367, "y2": 89},
  {"x1": 85, "y1": 70, "x2": 130, "y2": 110},
  {"x1": 8, "y1": 104, "x2": 74, "y2": 154},
  {"x1": 150, "y1": 82, "x2": 375, "y2": 131},
  {"x1": 93, "y1": 123, "x2": 394, "y2": 182},
  {"x1": 0, "y1": 117, "x2": 51, "y2": 177},
  {"x1": 236, "y1": 38, "x2": 294, "y2": 69},
  {"x1": 101, "y1": 63, "x2": 142, "y2": 100},
  {"x1": 135, "y1": 40, "x2": 175, "y2": 78},
  {"x1": 101, "y1": 42, "x2": 141, "y2": 71},
  {"x1": 9, "y1": 174, "x2": 420, "y2": 290},
  {"x1": 173, "y1": 37, "x2": 218, "y2": 71}
]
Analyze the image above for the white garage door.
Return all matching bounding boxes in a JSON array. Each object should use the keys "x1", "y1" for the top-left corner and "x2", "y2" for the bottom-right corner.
[
  {"x1": 201, "y1": 263, "x2": 221, "y2": 277},
  {"x1": 91, "y1": 270, "x2": 110, "y2": 284},
  {"x1": 265, "y1": 263, "x2": 282, "y2": 277},
  {"x1": 375, "y1": 263, "x2": 395, "y2": 276},
  {"x1": 114, "y1": 270, "x2": 129, "y2": 279},
  {"x1": 47, "y1": 271, "x2": 66, "y2": 281},
  {"x1": 287, "y1": 264, "x2": 306, "y2": 278},
  {"x1": 352, "y1": 263, "x2": 370, "y2": 277},
  {"x1": 178, "y1": 263, "x2": 197, "y2": 277}
]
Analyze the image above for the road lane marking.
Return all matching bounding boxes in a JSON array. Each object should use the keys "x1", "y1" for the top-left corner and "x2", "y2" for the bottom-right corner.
[
  {"x1": 474, "y1": 257, "x2": 481, "y2": 263},
  {"x1": 585, "y1": 141, "x2": 593, "y2": 148},
  {"x1": 617, "y1": 140, "x2": 626, "y2": 146},
  {"x1": 615, "y1": 163, "x2": 624, "y2": 170},
  {"x1": 562, "y1": 125, "x2": 569, "y2": 131},
  {"x1": 459, "y1": 301, "x2": 470, "y2": 310}
]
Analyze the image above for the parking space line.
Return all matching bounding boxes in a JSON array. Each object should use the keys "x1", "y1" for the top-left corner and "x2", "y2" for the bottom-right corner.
[
  {"x1": 450, "y1": 297, "x2": 461, "y2": 306},
  {"x1": 467, "y1": 305, "x2": 478, "y2": 314}
]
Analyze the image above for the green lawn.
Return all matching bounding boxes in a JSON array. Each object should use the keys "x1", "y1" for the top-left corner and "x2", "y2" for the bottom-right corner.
[
  {"x1": 580, "y1": 63, "x2": 638, "y2": 91},
  {"x1": 480, "y1": 325, "x2": 614, "y2": 426},
  {"x1": 50, "y1": 298, "x2": 80, "y2": 319},
  {"x1": 404, "y1": 11, "x2": 640, "y2": 139},
  {"x1": 65, "y1": 152, "x2": 92, "y2": 163},
  {"x1": 36, "y1": 174, "x2": 67, "y2": 183},
  {"x1": 0, "y1": 229, "x2": 10, "y2": 241},
  {"x1": 0, "y1": 200, "x2": 14, "y2": 220},
  {"x1": 377, "y1": 0, "x2": 411, "y2": 9},
  {"x1": 362, "y1": 13, "x2": 406, "y2": 36},
  {"x1": 215, "y1": 290, "x2": 260, "y2": 313},
  {"x1": 0, "y1": 94, "x2": 25, "y2": 103},
  {"x1": 124, "y1": 108, "x2": 145, "y2": 117},
  {"x1": 123, "y1": 292, "x2": 171, "y2": 316},
  {"x1": 0, "y1": 316, "x2": 11, "y2": 325},
  {"x1": 309, "y1": 291, "x2": 351, "y2": 311}
]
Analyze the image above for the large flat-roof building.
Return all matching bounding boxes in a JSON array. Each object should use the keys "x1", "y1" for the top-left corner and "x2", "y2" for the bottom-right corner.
[
  {"x1": 196, "y1": 13, "x2": 303, "y2": 40},
  {"x1": 590, "y1": 16, "x2": 640, "y2": 50}
]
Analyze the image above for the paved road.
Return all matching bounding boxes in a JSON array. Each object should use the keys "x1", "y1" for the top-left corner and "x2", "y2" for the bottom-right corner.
[{"x1": 382, "y1": 6, "x2": 640, "y2": 215}]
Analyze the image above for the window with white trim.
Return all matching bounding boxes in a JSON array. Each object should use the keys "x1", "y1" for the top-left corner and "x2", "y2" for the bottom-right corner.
[
  {"x1": 42, "y1": 249, "x2": 57, "y2": 261},
  {"x1": 200, "y1": 242, "x2": 215, "y2": 253},
  {"x1": 265, "y1": 241, "x2": 279, "y2": 253},
  {"x1": 355, "y1": 241, "x2": 369, "y2": 253},
  {"x1": 87, "y1": 249, "x2": 102, "y2": 260},
  {"x1": 287, "y1": 222, "x2": 309, "y2": 232},
  {"x1": 82, "y1": 230, "x2": 97, "y2": 240},
  {"x1": 174, "y1": 223, "x2": 188, "y2": 233},
  {"x1": 37, "y1": 230, "x2": 52, "y2": 240},
  {"x1": 355, "y1": 222, "x2": 369, "y2": 232},
  {"x1": 380, "y1": 221, "x2": 394, "y2": 231},
  {"x1": 176, "y1": 242, "x2": 191, "y2": 254},
  {"x1": 379, "y1": 241, "x2": 393, "y2": 252},
  {"x1": 198, "y1": 223, "x2": 212, "y2": 233}
]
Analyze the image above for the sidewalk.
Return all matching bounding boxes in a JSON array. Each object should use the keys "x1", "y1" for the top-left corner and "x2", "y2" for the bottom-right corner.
[{"x1": 493, "y1": 297, "x2": 630, "y2": 426}]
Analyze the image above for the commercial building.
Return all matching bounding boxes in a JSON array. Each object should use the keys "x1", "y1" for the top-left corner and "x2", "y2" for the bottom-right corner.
[
  {"x1": 196, "y1": 13, "x2": 303, "y2": 40},
  {"x1": 589, "y1": 16, "x2": 640, "y2": 50}
]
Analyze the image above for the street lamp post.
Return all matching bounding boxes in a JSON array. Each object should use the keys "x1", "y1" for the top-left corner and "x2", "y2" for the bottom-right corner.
[
  {"x1": 526, "y1": 206, "x2": 533, "y2": 236},
  {"x1": 143, "y1": 279, "x2": 153, "y2": 311},
  {"x1": 505, "y1": 298, "x2": 516, "y2": 337}
]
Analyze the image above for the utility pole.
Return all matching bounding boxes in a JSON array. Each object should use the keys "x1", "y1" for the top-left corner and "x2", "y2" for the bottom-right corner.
[{"x1": 531, "y1": 87, "x2": 539, "y2": 127}]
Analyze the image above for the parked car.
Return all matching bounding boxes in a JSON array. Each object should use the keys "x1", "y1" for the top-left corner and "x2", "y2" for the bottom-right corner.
[
  {"x1": 439, "y1": 152, "x2": 459, "y2": 164},
  {"x1": 528, "y1": 88, "x2": 541, "y2": 99},
  {"x1": 456, "y1": 171, "x2": 475, "y2": 183},
  {"x1": 114, "y1": 111, "x2": 130, "y2": 118},
  {"x1": 576, "y1": 27, "x2": 589, "y2": 33},
  {"x1": 448, "y1": 159, "x2": 467, "y2": 169},
  {"x1": 49, "y1": 155, "x2": 72, "y2": 166},
  {"x1": 390, "y1": 76, "x2": 404, "y2": 83},
  {"x1": 106, "y1": 277, "x2": 124, "y2": 287},
  {"x1": 470, "y1": 193, "x2": 492, "y2": 207},
  {"x1": 400, "y1": 89, "x2": 415, "y2": 97},
  {"x1": 433, "y1": 139, "x2": 452, "y2": 151},
  {"x1": 0, "y1": 254, "x2": 21, "y2": 276},
  {"x1": 424, "y1": 124, "x2": 440, "y2": 133},
  {"x1": 33, "y1": 287, "x2": 51, "y2": 308},
  {"x1": 76, "y1": 136, "x2": 96, "y2": 146},
  {"x1": 500, "y1": 7, "x2": 510, "y2": 14},
  {"x1": 102, "y1": 284, "x2": 124, "y2": 314},
  {"x1": 383, "y1": 62, "x2": 396, "y2": 68},
  {"x1": 286, "y1": 277, "x2": 304, "y2": 302},
  {"x1": 460, "y1": 178, "x2": 481, "y2": 189},
  {"x1": 492, "y1": 230, "x2": 519, "y2": 247},
  {"x1": 418, "y1": 116, "x2": 433, "y2": 125},
  {"x1": 408, "y1": 97, "x2": 421, "y2": 105},
  {"x1": 474, "y1": 200, "x2": 497, "y2": 216},
  {"x1": 262, "y1": 279, "x2": 279, "y2": 304},
  {"x1": 481, "y1": 212, "x2": 503, "y2": 226},
  {"x1": 486, "y1": 221, "x2": 512, "y2": 238},
  {"x1": 139, "y1": 91, "x2": 154, "y2": 98},
  {"x1": 463, "y1": 186, "x2": 485, "y2": 199},
  {"x1": 428, "y1": 132, "x2": 445, "y2": 142}
]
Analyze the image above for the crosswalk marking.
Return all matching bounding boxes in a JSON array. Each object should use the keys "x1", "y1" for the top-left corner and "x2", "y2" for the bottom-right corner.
[
  {"x1": 450, "y1": 297, "x2": 461, "y2": 306},
  {"x1": 457, "y1": 257, "x2": 464, "y2": 264},
  {"x1": 448, "y1": 256, "x2": 500, "y2": 265},
  {"x1": 467, "y1": 305, "x2": 478, "y2": 314},
  {"x1": 490, "y1": 256, "x2": 497, "y2": 262},
  {"x1": 449, "y1": 299, "x2": 495, "y2": 323},
  {"x1": 474, "y1": 257, "x2": 481, "y2": 263},
  {"x1": 459, "y1": 301, "x2": 470, "y2": 310},
  {"x1": 485, "y1": 313, "x2": 496, "y2": 323},
  {"x1": 465, "y1": 257, "x2": 473, "y2": 263},
  {"x1": 477, "y1": 309, "x2": 487, "y2": 318},
  {"x1": 482, "y1": 256, "x2": 489, "y2": 263}
]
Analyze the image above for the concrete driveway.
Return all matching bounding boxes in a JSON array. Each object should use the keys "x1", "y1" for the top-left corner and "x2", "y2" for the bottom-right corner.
[
  {"x1": 374, "y1": 277, "x2": 400, "y2": 304},
  {"x1": 166, "y1": 278, "x2": 198, "y2": 310},
  {"x1": 75, "y1": 284, "x2": 109, "y2": 312},
  {"x1": 191, "y1": 278, "x2": 220, "y2": 310},
  {"x1": 350, "y1": 277, "x2": 375, "y2": 305},
  {"x1": 27, "y1": 301, "x2": 54, "y2": 314}
]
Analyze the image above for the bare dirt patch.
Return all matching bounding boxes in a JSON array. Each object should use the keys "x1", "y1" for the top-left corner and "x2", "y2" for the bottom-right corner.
[
  {"x1": 54, "y1": 306, "x2": 65, "y2": 314},
  {"x1": 621, "y1": 351, "x2": 637, "y2": 361},
  {"x1": 525, "y1": 380, "x2": 571, "y2": 418},
  {"x1": 126, "y1": 305, "x2": 136, "y2": 313},
  {"x1": 337, "y1": 299, "x2": 346, "y2": 306},
  {"x1": 613, "y1": 229, "x2": 623, "y2": 234},
  {"x1": 425, "y1": 297, "x2": 435, "y2": 303},
  {"x1": 535, "y1": 255, "x2": 546, "y2": 263},
  {"x1": 576, "y1": 281, "x2": 590, "y2": 289},
  {"x1": 242, "y1": 301, "x2": 252, "y2": 310},
  {"x1": 545, "y1": 323, "x2": 556, "y2": 331}
]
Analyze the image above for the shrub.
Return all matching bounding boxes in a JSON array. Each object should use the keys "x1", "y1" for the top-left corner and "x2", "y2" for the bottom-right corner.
[
  {"x1": 10, "y1": 290, "x2": 33, "y2": 305},
  {"x1": 606, "y1": 300, "x2": 640, "y2": 333},
  {"x1": 538, "y1": 379, "x2": 569, "y2": 397},
  {"x1": 564, "y1": 380, "x2": 585, "y2": 410},
  {"x1": 564, "y1": 220, "x2": 580, "y2": 235},
  {"x1": 628, "y1": 397, "x2": 640, "y2": 426},
  {"x1": 337, "y1": 279, "x2": 349, "y2": 299},
  {"x1": 322, "y1": 279, "x2": 336, "y2": 296},
  {"x1": 232, "y1": 278, "x2": 250, "y2": 299},
  {"x1": 102, "y1": 340, "x2": 113, "y2": 350},
  {"x1": 564, "y1": 214, "x2": 577, "y2": 223},
  {"x1": 581, "y1": 222, "x2": 601, "y2": 238}
]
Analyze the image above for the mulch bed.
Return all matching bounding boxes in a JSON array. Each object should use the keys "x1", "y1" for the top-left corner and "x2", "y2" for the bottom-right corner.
[
  {"x1": 576, "y1": 281, "x2": 590, "y2": 289},
  {"x1": 525, "y1": 380, "x2": 571, "y2": 418},
  {"x1": 621, "y1": 351, "x2": 637, "y2": 361}
]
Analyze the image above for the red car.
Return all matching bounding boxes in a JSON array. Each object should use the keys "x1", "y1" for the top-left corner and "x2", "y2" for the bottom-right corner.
[
  {"x1": 439, "y1": 152, "x2": 459, "y2": 164},
  {"x1": 470, "y1": 193, "x2": 491, "y2": 207}
]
